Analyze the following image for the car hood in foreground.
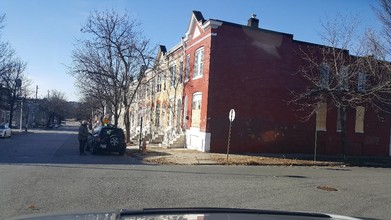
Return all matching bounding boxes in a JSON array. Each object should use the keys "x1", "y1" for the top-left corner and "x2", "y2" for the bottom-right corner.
[{"x1": 11, "y1": 208, "x2": 376, "y2": 220}]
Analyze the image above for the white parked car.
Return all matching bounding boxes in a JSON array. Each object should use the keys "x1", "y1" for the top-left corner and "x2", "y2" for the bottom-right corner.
[{"x1": 0, "y1": 123, "x2": 11, "y2": 138}]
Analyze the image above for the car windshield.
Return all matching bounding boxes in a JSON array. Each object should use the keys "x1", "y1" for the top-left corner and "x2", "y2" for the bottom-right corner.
[{"x1": 1, "y1": 1, "x2": 390, "y2": 220}]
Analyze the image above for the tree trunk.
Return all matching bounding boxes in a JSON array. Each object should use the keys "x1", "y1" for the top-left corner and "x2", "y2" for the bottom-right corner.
[
  {"x1": 124, "y1": 106, "x2": 131, "y2": 143},
  {"x1": 8, "y1": 102, "x2": 14, "y2": 128},
  {"x1": 7, "y1": 93, "x2": 17, "y2": 128}
]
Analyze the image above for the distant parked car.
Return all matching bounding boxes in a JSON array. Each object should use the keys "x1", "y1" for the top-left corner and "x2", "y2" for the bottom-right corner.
[
  {"x1": 87, "y1": 125, "x2": 126, "y2": 155},
  {"x1": 0, "y1": 123, "x2": 11, "y2": 138}
]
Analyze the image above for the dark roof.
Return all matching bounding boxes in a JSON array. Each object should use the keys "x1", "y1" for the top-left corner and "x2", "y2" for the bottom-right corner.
[
  {"x1": 210, "y1": 18, "x2": 294, "y2": 38},
  {"x1": 193, "y1": 10, "x2": 206, "y2": 24},
  {"x1": 158, "y1": 45, "x2": 167, "y2": 54}
]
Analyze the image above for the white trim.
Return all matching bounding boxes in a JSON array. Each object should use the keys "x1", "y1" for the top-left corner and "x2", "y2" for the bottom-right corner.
[
  {"x1": 186, "y1": 33, "x2": 212, "y2": 50},
  {"x1": 192, "y1": 76, "x2": 202, "y2": 80},
  {"x1": 167, "y1": 42, "x2": 183, "y2": 55},
  {"x1": 202, "y1": 20, "x2": 223, "y2": 30},
  {"x1": 193, "y1": 26, "x2": 201, "y2": 39}
]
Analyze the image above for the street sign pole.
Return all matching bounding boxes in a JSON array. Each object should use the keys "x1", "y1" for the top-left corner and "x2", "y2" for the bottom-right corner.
[
  {"x1": 227, "y1": 109, "x2": 235, "y2": 162},
  {"x1": 226, "y1": 120, "x2": 232, "y2": 161}
]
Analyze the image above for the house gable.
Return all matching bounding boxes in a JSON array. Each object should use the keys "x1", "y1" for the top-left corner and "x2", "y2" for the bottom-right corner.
[{"x1": 184, "y1": 11, "x2": 223, "y2": 42}]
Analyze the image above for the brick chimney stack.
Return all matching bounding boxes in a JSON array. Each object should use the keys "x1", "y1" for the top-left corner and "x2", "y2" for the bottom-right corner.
[{"x1": 247, "y1": 14, "x2": 259, "y2": 28}]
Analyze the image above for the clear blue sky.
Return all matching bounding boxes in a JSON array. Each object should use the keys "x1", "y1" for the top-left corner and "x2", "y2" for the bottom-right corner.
[{"x1": 0, "y1": 0, "x2": 382, "y2": 101}]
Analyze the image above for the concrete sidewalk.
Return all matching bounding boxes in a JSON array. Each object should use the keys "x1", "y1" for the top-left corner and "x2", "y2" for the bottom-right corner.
[{"x1": 126, "y1": 145, "x2": 218, "y2": 165}]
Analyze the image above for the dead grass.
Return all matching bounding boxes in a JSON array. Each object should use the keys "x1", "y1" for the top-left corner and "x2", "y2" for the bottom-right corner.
[
  {"x1": 144, "y1": 157, "x2": 179, "y2": 165},
  {"x1": 127, "y1": 147, "x2": 343, "y2": 166},
  {"x1": 210, "y1": 155, "x2": 341, "y2": 166}
]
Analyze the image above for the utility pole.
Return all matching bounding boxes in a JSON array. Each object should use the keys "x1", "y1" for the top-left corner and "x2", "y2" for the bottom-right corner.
[{"x1": 35, "y1": 85, "x2": 38, "y2": 99}]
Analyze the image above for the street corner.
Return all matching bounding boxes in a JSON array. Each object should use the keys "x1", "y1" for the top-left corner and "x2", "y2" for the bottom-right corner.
[
  {"x1": 124, "y1": 145, "x2": 344, "y2": 166},
  {"x1": 10, "y1": 129, "x2": 28, "y2": 136},
  {"x1": 125, "y1": 145, "x2": 219, "y2": 165}
]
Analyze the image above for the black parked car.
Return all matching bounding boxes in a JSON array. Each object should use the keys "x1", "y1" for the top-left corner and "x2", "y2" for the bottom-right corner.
[{"x1": 87, "y1": 125, "x2": 126, "y2": 155}]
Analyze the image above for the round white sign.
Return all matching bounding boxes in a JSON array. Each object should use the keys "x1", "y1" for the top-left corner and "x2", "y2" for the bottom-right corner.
[{"x1": 229, "y1": 109, "x2": 235, "y2": 122}]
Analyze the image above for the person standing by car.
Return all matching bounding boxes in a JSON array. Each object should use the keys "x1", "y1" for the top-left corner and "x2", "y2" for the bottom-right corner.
[{"x1": 78, "y1": 121, "x2": 89, "y2": 155}]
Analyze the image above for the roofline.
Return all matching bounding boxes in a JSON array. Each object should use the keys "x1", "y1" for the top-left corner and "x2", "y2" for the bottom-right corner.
[{"x1": 211, "y1": 18, "x2": 294, "y2": 38}]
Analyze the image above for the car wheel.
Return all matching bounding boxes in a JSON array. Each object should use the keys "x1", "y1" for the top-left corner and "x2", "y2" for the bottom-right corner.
[{"x1": 109, "y1": 136, "x2": 120, "y2": 147}]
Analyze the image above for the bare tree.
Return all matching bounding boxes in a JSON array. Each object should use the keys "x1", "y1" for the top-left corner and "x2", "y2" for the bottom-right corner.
[
  {"x1": 290, "y1": 14, "x2": 391, "y2": 159},
  {"x1": 40, "y1": 90, "x2": 68, "y2": 126},
  {"x1": 1, "y1": 58, "x2": 29, "y2": 128},
  {"x1": 373, "y1": 0, "x2": 391, "y2": 51},
  {"x1": 70, "y1": 10, "x2": 156, "y2": 142},
  {"x1": 0, "y1": 14, "x2": 31, "y2": 128}
]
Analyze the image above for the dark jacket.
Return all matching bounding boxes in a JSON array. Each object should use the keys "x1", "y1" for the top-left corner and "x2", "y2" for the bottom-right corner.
[{"x1": 78, "y1": 124, "x2": 89, "y2": 140}]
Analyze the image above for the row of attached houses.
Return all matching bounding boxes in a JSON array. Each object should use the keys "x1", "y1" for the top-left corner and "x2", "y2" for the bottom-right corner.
[{"x1": 123, "y1": 11, "x2": 391, "y2": 157}]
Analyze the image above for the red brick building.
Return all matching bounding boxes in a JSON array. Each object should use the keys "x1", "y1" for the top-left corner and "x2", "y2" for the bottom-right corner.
[{"x1": 179, "y1": 11, "x2": 391, "y2": 157}]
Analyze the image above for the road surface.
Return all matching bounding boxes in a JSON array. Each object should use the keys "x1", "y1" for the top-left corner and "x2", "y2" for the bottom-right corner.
[{"x1": 0, "y1": 123, "x2": 390, "y2": 219}]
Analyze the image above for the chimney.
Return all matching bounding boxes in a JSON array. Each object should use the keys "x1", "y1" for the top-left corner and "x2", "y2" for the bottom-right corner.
[{"x1": 247, "y1": 14, "x2": 259, "y2": 28}]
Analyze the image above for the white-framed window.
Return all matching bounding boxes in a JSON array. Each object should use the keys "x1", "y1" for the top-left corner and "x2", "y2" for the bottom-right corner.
[
  {"x1": 193, "y1": 47, "x2": 204, "y2": 79},
  {"x1": 146, "y1": 81, "x2": 150, "y2": 97},
  {"x1": 316, "y1": 102, "x2": 327, "y2": 131},
  {"x1": 155, "y1": 103, "x2": 160, "y2": 127},
  {"x1": 156, "y1": 74, "x2": 162, "y2": 92},
  {"x1": 191, "y1": 92, "x2": 202, "y2": 128},
  {"x1": 355, "y1": 106, "x2": 365, "y2": 133},
  {"x1": 320, "y1": 63, "x2": 330, "y2": 88},
  {"x1": 170, "y1": 65, "x2": 176, "y2": 87}
]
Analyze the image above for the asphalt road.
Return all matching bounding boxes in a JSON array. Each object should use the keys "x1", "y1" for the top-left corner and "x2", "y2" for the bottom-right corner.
[{"x1": 0, "y1": 123, "x2": 390, "y2": 220}]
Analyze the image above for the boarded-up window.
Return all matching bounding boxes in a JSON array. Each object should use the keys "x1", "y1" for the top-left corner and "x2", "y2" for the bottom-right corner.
[
  {"x1": 316, "y1": 102, "x2": 327, "y2": 131},
  {"x1": 191, "y1": 92, "x2": 202, "y2": 128},
  {"x1": 355, "y1": 106, "x2": 365, "y2": 133}
]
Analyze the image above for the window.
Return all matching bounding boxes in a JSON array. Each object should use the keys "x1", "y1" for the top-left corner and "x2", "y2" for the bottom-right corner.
[
  {"x1": 191, "y1": 92, "x2": 202, "y2": 128},
  {"x1": 320, "y1": 63, "x2": 330, "y2": 88},
  {"x1": 357, "y1": 71, "x2": 366, "y2": 92},
  {"x1": 337, "y1": 107, "x2": 346, "y2": 132},
  {"x1": 170, "y1": 65, "x2": 176, "y2": 87},
  {"x1": 179, "y1": 61, "x2": 183, "y2": 84},
  {"x1": 155, "y1": 103, "x2": 160, "y2": 127},
  {"x1": 147, "y1": 81, "x2": 151, "y2": 97},
  {"x1": 339, "y1": 66, "x2": 349, "y2": 91},
  {"x1": 355, "y1": 106, "x2": 365, "y2": 133},
  {"x1": 316, "y1": 102, "x2": 327, "y2": 131},
  {"x1": 156, "y1": 74, "x2": 162, "y2": 92},
  {"x1": 193, "y1": 47, "x2": 204, "y2": 78},
  {"x1": 185, "y1": 55, "x2": 190, "y2": 81}
]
